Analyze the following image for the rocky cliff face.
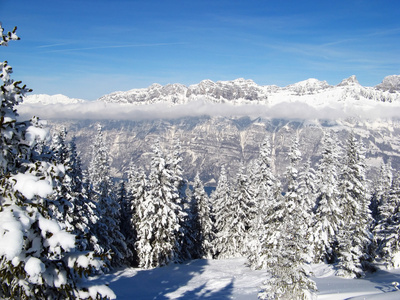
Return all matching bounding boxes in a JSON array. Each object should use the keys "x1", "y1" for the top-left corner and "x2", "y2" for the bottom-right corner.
[{"x1": 49, "y1": 116, "x2": 400, "y2": 186}]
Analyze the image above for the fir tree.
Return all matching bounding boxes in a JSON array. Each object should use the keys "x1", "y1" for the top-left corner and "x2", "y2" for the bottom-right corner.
[
  {"x1": 88, "y1": 124, "x2": 128, "y2": 267},
  {"x1": 258, "y1": 138, "x2": 316, "y2": 299},
  {"x1": 191, "y1": 173, "x2": 215, "y2": 259},
  {"x1": 51, "y1": 127, "x2": 69, "y2": 164},
  {"x1": 210, "y1": 165, "x2": 231, "y2": 257},
  {"x1": 0, "y1": 23, "x2": 114, "y2": 299},
  {"x1": 296, "y1": 159, "x2": 316, "y2": 261},
  {"x1": 298, "y1": 159, "x2": 317, "y2": 215},
  {"x1": 247, "y1": 137, "x2": 281, "y2": 270},
  {"x1": 373, "y1": 171, "x2": 400, "y2": 268},
  {"x1": 117, "y1": 181, "x2": 129, "y2": 238},
  {"x1": 65, "y1": 137, "x2": 99, "y2": 252},
  {"x1": 336, "y1": 133, "x2": 373, "y2": 278},
  {"x1": 212, "y1": 165, "x2": 245, "y2": 258},
  {"x1": 134, "y1": 141, "x2": 183, "y2": 268},
  {"x1": 168, "y1": 141, "x2": 190, "y2": 260},
  {"x1": 170, "y1": 140, "x2": 186, "y2": 199},
  {"x1": 32, "y1": 120, "x2": 74, "y2": 230},
  {"x1": 312, "y1": 133, "x2": 342, "y2": 263},
  {"x1": 231, "y1": 165, "x2": 257, "y2": 252},
  {"x1": 127, "y1": 163, "x2": 147, "y2": 267},
  {"x1": 180, "y1": 191, "x2": 197, "y2": 260},
  {"x1": 117, "y1": 180, "x2": 135, "y2": 266},
  {"x1": 370, "y1": 161, "x2": 393, "y2": 223},
  {"x1": 250, "y1": 137, "x2": 281, "y2": 207},
  {"x1": 66, "y1": 137, "x2": 84, "y2": 193}
]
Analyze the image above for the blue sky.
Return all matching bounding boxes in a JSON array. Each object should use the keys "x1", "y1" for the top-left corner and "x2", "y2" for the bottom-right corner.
[{"x1": 1, "y1": 0, "x2": 400, "y2": 100}]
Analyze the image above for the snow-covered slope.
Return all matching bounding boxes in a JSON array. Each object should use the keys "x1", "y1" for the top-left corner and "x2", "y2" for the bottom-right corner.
[
  {"x1": 24, "y1": 94, "x2": 86, "y2": 105},
  {"x1": 96, "y1": 75, "x2": 400, "y2": 106},
  {"x1": 93, "y1": 257, "x2": 400, "y2": 300},
  {"x1": 266, "y1": 76, "x2": 397, "y2": 110}
]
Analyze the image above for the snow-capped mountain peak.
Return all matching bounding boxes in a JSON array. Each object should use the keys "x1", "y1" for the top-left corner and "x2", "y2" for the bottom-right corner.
[
  {"x1": 286, "y1": 78, "x2": 331, "y2": 95},
  {"x1": 23, "y1": 94, "x2": 86, "y2": 105},
  {"x1": 375, "y1": 75, "x2": 400, "y2": 92},
  {"x1": 337, "y1": 75, "x2": 360, "y2": 87}
]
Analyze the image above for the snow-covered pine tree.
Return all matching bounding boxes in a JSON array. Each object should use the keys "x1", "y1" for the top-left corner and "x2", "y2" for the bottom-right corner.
[
  {"x1": 231, "y1": 164, "x2": 257, "y2": 253},
  {"x1": 336, "y1": 132, "x2": 373, "y2": 278},
  {"x1": 370, "y1": 161, "x2": 393, "y2": 223},
  {"x1": 312, "y1": 132, "x2": 342, "y2": 263},
  {"x1": 117, "y1": 180, "x2": 135, "y2": 266},
  {"x1": 134, "y1": 141, "x2": 183, "y2": 268},
  {"x1": 0, "y1": 26, "x2": 29, "y2": 176},
  {"x1": 180, "y1": 191, "x2": 197, "y2": 260},
  {"x1": 117, "y1": 181, "x2": 128, "y2": 235},
  {"x1": 31, "y1": 121, "x2": 74, "y2": 230},
  {"x1": 65, "y1": 137, "x2": 99, "y2": 253},
  {"x1": 170, "y1": 140, "x2": 186, "y2": 199},
  {"x1": 212, "y1": 165, "x2": 244, "y2": 258},
  {"x1": 298, "y1": 159, "x2": 317, "y2": 215},
  {"x1": 66, "y1": 137, "x2": 83, "y2": 192},
  {"x1": 247, "y1": 137, "x2": 281, "y2": 270},
  {"x1": 250, "y1": 137, "x2": 281, "y2": 206},
  {"x1": 126, "y1": 163, "x2": 147, "y2": 267},
  {"x1": 370, "y1": 161, "x2": 393, "y2": 261},
  {"x1": 296, "y1": 159, "x2": 317, "y2": 261},
  {"x1": 47, "y1": 129, "x2": 96, "y2": 250},
  {"x1": 168, "y1": 140, "x2": 191, "y2": 260},
  {"x1": 191, "y1": 173, "x2": 215, "y2": 259},
  {"x1": 373, "y1": 170, "x2": 400, "y2": 268},
  {"x1": 51, "y1": 127, "x2": 69, "y2": 164},
  {"x1": 258, "y1": 138, "x2": 316, "y2": 300},
  {"x1": 0, "y1": 23, "x2": 114, "y2": 299},
  {"x1": 209, "y1": 165, "x2": 230, "y2": 257},
  {"x1": 88, "y1": 124, "x2": 128, "y2": 267}
]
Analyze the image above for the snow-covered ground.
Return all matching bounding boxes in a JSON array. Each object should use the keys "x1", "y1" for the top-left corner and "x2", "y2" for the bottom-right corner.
[{"x1": 92, "y1": 258, "x2": 400, "y2": 299}]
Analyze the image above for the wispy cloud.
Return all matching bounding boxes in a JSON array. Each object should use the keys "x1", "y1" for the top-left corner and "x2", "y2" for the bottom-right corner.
[
  {"x1": 41, "y1": 42, "x2": 186, "y2": 53},
  {"x1": 367, "y1": 27, "x2": 400, "y2": 37},
  {"x1": 260, "y1": 30, "x2": 399, "y2": 78},
  {"x1": 37, "y1": 42, "x2": 73, "y2": 48},
  {"x1": 320, "y1": 38, "x2": 360, "y2": 47}
]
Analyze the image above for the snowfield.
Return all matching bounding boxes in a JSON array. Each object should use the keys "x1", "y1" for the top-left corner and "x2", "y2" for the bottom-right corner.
[{"x1": 92, "y1": 258, "x2": 400, "y2": 299}]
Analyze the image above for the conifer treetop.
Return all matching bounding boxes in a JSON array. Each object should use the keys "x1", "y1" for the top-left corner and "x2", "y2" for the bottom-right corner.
[{"x1": 0, "y1": 23, "x2": 20, "y2": 46}]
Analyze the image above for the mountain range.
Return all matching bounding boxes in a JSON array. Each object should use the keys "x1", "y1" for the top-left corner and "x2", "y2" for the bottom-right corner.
[
  {"x1": 97, "y1": 75, "x2": 400, "y2": 105},
  {"x1": 25, "y1": 75, "x2": 400, "y2": 106},
  {"x1": 21, "y1": 75, "x2": 400, "y2": 185}
]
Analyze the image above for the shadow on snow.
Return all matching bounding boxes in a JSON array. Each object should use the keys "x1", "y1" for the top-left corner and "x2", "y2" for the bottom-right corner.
[
  {"x1": 313, "y1": 264, "x2": 400, "y2": 299},
  {"x1": 98, "y1": 259, "x2": 234, "y2": 300},
  {"x1": 362, "y1": 267, "x2": 400, "y2": 295}
]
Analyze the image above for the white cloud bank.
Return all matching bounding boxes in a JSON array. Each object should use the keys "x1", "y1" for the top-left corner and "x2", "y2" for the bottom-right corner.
[{"x1": 17, "y1": 99, "x2": 400, "y2": 122}]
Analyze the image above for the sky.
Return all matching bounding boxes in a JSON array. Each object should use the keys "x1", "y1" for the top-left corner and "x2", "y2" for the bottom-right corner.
[{"x1": 1, "y1": 0, "x2": 400, "y2": 100}]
